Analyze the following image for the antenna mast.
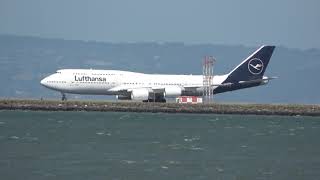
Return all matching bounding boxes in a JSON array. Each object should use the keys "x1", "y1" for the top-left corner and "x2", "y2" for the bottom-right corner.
[{"x1": 202, "y1": 56, "x2": 216, "y2": 103}]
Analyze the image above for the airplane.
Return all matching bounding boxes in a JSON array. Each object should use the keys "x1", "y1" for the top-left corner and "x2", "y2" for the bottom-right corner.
[{"x1": 40, "y1": 45, "x2": 276, "y2": 102}]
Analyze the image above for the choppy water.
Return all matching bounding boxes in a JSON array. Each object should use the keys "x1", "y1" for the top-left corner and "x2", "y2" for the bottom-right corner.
[{"x1": 0, "y1": 111, "x2": 320, "y2": 180}]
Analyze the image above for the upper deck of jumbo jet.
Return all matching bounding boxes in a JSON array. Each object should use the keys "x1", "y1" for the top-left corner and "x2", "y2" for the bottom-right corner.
[
  {"x1": 56, "y1": 69, "x2": 146, "y2": 76},
  {"x1": 56, "y1": 69, "x2": 208, "y2": 77}
]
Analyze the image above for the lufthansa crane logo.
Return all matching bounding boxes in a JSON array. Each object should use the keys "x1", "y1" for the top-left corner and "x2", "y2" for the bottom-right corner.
[{"x1": 248, "y1": 58, "x2": 264, "y2": 75}]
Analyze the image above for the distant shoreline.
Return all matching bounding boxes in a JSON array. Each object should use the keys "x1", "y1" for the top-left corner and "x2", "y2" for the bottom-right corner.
[{"x1": 0, "y1": 99, "x2": 319, "y2": 116}]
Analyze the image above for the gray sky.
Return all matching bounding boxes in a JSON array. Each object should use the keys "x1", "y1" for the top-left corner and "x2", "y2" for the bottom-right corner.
[{"x1": 0, "y1": 0, "x2": 319, "y2": 49}]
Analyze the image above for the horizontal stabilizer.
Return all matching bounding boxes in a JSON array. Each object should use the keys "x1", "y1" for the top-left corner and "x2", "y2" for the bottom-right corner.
[{"x1": 212, "y1": 76, "x2": 277, "y2": 87}]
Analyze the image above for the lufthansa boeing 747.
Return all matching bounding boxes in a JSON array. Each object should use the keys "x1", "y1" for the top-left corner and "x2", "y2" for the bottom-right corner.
[{"x1": 40, "y1": 45, "x2": 276, "y2": 102}]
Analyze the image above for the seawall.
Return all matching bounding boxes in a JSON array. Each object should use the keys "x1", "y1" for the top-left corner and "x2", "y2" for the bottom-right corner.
[{"x1": 0, "y1": 99, "x2": 319, "y2": 116}]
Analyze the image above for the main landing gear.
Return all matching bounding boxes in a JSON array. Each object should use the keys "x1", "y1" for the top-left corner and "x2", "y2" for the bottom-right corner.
[
  {"x1": 61, "y1": 93, "x2": 67, "y2": 101},
  {"x1": 143, "y1": 98, "x2": 166, "y2": 103},
  {"x1": 149, "y1": 94, "x2": 166, "y2": 103}
]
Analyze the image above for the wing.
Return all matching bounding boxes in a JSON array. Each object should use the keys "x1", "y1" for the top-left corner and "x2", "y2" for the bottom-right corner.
[
  {"x1": 108, "y1": 85, "x2": 177, "y2": 93},
  {"x1": 109, "y1": 85, "x2": 152, "y2": 92}
]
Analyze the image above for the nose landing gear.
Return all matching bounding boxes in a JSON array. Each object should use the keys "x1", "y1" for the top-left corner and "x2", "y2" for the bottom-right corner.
[{"x1": 61, "y1": 93, "x2": 67, "y2": 101}]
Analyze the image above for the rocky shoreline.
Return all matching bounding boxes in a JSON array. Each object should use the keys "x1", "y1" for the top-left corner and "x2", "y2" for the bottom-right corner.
[{"x1": 0, "y1": 99, "x2": 320, "y2": 116}]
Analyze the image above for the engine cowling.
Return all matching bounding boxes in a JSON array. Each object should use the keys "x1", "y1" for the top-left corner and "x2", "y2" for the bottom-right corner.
[
  {"x1": 164, "y1": 86, "x2": 182, "y2": 97},
  {"x1": 116, "y1": 95, "x2": 132, "y2": 100},
  {"x1": 131, "y1": 88, "x2": 150, "y2": 101}
]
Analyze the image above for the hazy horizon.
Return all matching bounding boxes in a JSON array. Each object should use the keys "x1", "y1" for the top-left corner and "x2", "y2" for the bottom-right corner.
[{"x1": 1, "y1": 33, "x2": 318, "y2": 52}]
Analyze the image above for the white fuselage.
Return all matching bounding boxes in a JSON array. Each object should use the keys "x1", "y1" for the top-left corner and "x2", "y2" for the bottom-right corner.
[{"x1": 40, "y1": 69, "x2": 227, "y2": 96}]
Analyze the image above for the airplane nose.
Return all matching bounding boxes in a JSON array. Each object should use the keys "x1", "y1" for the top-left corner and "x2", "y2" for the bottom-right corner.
[{"x1": 40, "y1": 78, "x2": 48, "y2": 87}]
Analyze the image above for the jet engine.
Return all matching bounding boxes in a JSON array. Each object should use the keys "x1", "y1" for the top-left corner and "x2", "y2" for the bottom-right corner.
[
  {"x1": 164, "y1": 86, "x2": 182, "y2": 97},
  {"x1": 131, "y1": 88, "x2": 150, "y2": 101}
]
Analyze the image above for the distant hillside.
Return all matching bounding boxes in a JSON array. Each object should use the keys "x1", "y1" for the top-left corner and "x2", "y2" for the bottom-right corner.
[{"x1": 0, "y1": 35, "x2": 319, "y2": 104}]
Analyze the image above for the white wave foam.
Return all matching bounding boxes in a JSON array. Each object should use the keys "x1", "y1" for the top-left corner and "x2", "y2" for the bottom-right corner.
[
  {"x1": 96, "y1": 132, "x2": 105, "y2": 135},
  {"x1": 168, "y1": 144, "x2": 183, "y2": 150},
  {"x1": 166, "y1": 160, "x2": 181, "y2": 165},
  {"x1": 297, "y1": 126, "x2": 305, "y2": 130},
  {"x1": 23, "y1": 136, "x2": 39, "y2": 142},
  {"x1": 236, "y1": 126, "x2": 245, "y2": 129},
  {"x1": 216, "y1": 167, "x2": 224, "y2": 172},
  {"x1": 151, "y1": 141, "x2": 160, "y2": 144},
  {"x1": 122, "y1": 160, "x2": 136, "y2": 164},
  {"x1": 96, "y1": 131, "x2": 112, "y2": 136},
  {"x1": 209, "y1": 118, "x2": 219, "y2": 122},
  {"x1": 254, "y1": 133, "x2": 266, "y2": 136},
  {"x1": 9, "y1": 136, "x2": 19, "y2": 140},
  {"x1": 189, "y1": 146, "x2": 204, "y2": 151},
  {"x1": 161, "y1": 166, "x2": 169, "y2": 169},
  {"x1": 184, "y1": 136, "x2": 200, "y2": 142}
]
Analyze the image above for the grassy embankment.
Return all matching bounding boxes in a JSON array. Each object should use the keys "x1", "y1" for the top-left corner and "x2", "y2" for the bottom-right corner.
[{"x1": 0, "y1": 99, "x2": 319, "y2": 116}]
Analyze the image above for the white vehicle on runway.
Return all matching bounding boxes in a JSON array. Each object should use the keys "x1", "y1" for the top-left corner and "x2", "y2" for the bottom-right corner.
[{"x1": 40, "y1": 45, "x2": 276, "y2": 102}]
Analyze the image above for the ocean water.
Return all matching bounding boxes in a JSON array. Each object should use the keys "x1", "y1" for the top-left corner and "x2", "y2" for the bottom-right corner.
[{"x1": 0, "y1": 111, "x2": 320, "y2": 180}]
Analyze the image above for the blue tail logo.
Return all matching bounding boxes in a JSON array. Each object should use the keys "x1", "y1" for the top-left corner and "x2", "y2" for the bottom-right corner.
[
  {"x1": 224, "y1": 45, "x2": 275, "y2": 83},
  {"x1": 248, "y1": 58, "x2": 264, "y2": 75}
]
